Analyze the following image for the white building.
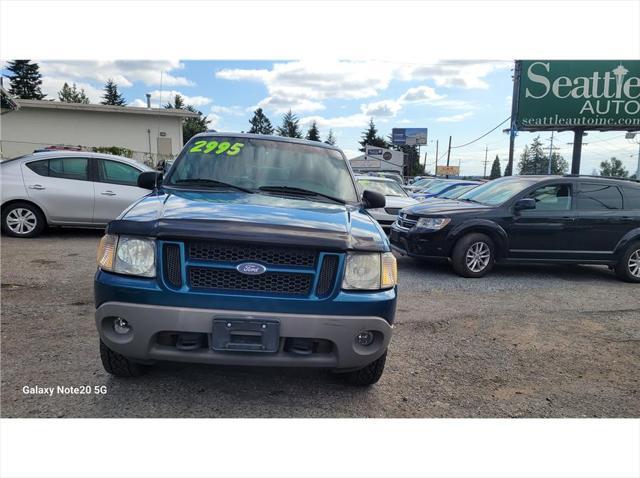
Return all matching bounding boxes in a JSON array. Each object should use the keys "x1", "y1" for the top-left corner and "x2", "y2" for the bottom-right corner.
[
  {"x1": 349, "y1": 146, "x2": 406, "y2": 175},
  {"x1": 0, "y1": 96, "x2": 198, "y2": 164}
]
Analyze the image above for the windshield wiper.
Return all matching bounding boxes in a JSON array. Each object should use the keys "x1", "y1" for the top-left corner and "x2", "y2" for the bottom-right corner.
[
  {"x1": 171, "y1": 178, "x2": 254, "y2": 193},
  {"x1": 258, "y1": 185, "x2": 345, "y2": 204}
]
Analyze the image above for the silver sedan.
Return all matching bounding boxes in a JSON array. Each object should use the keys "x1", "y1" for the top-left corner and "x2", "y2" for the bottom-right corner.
[{"x1": 1, "y1": 151, "x2": 152, "y2": 238}]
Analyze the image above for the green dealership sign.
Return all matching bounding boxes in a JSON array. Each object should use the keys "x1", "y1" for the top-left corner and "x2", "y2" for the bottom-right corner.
[{"x1": 514, "y1": 60, "x2": 640, "y2": 131}]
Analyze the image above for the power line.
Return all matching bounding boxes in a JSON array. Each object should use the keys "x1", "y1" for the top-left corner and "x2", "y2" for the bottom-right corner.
[{"x1": 450, "y1": 116, "x2": 511, "y2": 149}]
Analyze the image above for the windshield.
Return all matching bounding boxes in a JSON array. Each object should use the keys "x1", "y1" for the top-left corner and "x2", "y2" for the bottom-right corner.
[
  {"x1": 412, "y1": 178, "x2": 433, "y2": 188},
  {"x1": 440, "y1": 184, "x2": 477, "y2": 199},
  {"x1": 457, "y1": 177, "x2": 539, "y2": 205},
  {"x1": 422, "y1": 181, "x2": 458, "y2": 194},
  {"x1": 165, "y1": 136, "x2": 359, "y2": 203},
  {"x1": 357, "y1": 178, "x2": 407, "y2": 197}
]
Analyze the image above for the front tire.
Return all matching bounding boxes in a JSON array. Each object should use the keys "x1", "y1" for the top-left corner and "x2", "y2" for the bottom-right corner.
[
  {"x1": 100, "y1": 340, "x2": 147, "y2": 377},
  {"x1": 343, "y1": 352, "x2": 387, "y2": 386},
  {"x1": 614, "y1": 241, "x2": 640, "y2": 283},
  {"x1": 1, "y1": 202, "x2": 46, "y2": 238},
  {"x1": 451, "y1": 232, "x2": 495, "y2": 278}
]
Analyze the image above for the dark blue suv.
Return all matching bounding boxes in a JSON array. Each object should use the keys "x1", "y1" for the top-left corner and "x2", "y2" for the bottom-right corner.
[{"x1": 95, "y1": 133, "x2": 397, "y2": 385}]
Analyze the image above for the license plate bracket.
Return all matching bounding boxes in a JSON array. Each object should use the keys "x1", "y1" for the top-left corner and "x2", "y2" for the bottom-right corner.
[{"x1": 211, "y1": 318, "x2": 280, "y2": 353}]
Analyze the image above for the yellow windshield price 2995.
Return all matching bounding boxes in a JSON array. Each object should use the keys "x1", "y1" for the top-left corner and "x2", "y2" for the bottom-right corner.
[{"x1": 189, "y1": 140, "x2": 244, "y2": 156}]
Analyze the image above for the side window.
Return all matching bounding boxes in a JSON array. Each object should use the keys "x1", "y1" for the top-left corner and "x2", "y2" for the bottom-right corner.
[
  {"x1": 577, "y1": 183, "x2": 623, "y2": 210},
  {"x1": 48, "y1": 157, "x2": 89, "y2": 181},
  {"x1": 622, "y1": 187, "x2": 640, "y2": 210},
  {"x1": 98, "y1": 160, "x2": 140, "y2": 186},
  {"x1": 25, "y1": 159, "x2": 49, "y2": 176},
  {"x1": 526, "y1": 184, "x2": 572, "y2": 211}
]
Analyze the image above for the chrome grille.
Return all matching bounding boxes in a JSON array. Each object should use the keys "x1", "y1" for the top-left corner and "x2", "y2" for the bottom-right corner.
[{"x1": 398, "y1": 213, "x2": 419, "y2": 228}]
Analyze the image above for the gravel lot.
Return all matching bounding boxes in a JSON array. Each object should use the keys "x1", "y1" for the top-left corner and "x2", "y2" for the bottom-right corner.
[{"x1": 1, "y1": 229, "x2": 639, "y2": 418}]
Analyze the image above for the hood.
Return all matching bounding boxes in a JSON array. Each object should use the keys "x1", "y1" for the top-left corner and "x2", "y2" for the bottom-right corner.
[
  {"x1": 108, "y1": 188, "x2": 388, "y2": 252},
  {"x1": 403, "y1": 199, "x2": 491, "y2": 216},
  {"x1": 384, "y1": 195, "x2": 419, "y2": 208}
]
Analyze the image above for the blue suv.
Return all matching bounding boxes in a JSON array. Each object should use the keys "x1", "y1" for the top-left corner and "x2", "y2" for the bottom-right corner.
[{"x1": 95, "y1": 133, "x2": 397, "y2": 385}]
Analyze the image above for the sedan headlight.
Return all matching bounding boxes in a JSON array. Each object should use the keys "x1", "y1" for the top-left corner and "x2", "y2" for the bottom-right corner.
[
  {"x1": 97, "y1": 234, "x2": 156, "y2": 277},
  {"x1": 342, "y1": 252, "x2": 397, "y2": 290},
  {"x1": 416, "y1": 217, "x2": 451, "y2": 230}
]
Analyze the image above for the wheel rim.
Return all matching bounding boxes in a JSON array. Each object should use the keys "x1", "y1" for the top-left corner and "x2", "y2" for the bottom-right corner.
[
  {"x1": 466, "y1": 241, "x2": 491, "y2": 272},
  {"x1": 628, "y1": 249, "x2": 640, "y2": 278},
  {"x1": 6, "y1": 208, "x2": 37, "y2": 235}
]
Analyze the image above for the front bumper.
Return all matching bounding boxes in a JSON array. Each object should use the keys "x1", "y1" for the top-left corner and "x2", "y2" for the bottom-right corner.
[
  {"x1": 96, "y1": 301, "x2": 392, "y2": 370},
  {"x1": 389, "y1": 221, "x2": 450, "y2": 258}
]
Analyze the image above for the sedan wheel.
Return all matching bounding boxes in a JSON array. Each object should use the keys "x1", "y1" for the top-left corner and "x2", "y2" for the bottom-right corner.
[
  {"x1": 6, "y1": 208, "x2": 37, "y2": 235},
  {"x1": 1, "y1": 203, "x2": 46, "y2": 238}
]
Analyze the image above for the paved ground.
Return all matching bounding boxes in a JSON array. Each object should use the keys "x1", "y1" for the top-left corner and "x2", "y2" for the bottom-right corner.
[{"x1": 1, "y1": 229, "x2": 639, "y2": 418}]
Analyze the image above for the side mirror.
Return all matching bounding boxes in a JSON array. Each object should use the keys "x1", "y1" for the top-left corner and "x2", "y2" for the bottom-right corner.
[
  {"x1": 362, "y1": 189, "x2": 386, "y2": 209},
  {"x1": 137, "y1": 171, "x2": 163, "y2": 190},
  {"x1": 514, "y1": 197, "x2": 536, "y2": 211}
]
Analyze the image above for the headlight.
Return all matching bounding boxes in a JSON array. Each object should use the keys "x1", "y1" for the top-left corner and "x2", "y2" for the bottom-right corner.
[
  {"x1": 97, "y1": 234, "x2": 156, "y2": 277},
  {"x1": 416, "y1": 217, "x2": 451, "y2": 230},
  {"x1": 342, "y1": 252, "x2": 397, "y2": 290}
]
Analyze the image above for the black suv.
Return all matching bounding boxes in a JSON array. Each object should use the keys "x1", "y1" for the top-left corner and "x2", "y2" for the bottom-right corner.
[{"x1": 390, "y1": 175, "x2": 640, "y2": 282}]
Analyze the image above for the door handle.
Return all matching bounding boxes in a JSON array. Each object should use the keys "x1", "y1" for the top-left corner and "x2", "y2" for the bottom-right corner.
[
  {"x1": 101, "y1": 191, "x2": 117, "y2": 196},
  {"x1": 28, "y1": 184, "x2": 45, "y2": 190},
  {"x1": 562, "y1": 216, "x2": 576, "y2": 222}
]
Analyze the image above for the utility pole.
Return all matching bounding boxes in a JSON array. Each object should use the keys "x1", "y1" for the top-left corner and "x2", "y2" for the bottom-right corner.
[
  {"x1": 446, "y1": 136, "x2": 452, "y2": 178},
  {"x1": 483, "y1": 146, "x2": 489, "y2": 178},
  {"x1": 434, "y1": 139, "x2": 439, "y2": 177},
  {"x1": 547, "y1": 131, "x2": 555, "y2": 175}
]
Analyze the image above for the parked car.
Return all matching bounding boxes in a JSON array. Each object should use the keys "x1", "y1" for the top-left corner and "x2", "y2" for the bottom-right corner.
[
  {"x1": 366, "y1": 171, "x2": 404, "y2": 186},
  {"x1": 404, "y1": 177, "x2": 438, "y2": 192},
  {"x1": 1, "y1": 151, "x2": 152, "y2": 238},
  {"x1": 390, "y1": 175, "x2": 640, "y2": 282},
  {"x1": 95, "y1": 133, "x2": 397, "y2": 385},
  {"x1": 355, "y1": 175, "x2": 418, "y2": 232},
  {"x1": 410, "y1": 180, "x2": 481, "y2": 200}
]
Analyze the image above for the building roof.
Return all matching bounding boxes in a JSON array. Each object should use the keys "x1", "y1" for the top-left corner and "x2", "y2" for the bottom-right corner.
[
  {"x1": 1, "y1": 86, "x2": 19, "y2": 111},
  {"x1": 13, "y1": 99, "x2": 199, "y2": 118}
]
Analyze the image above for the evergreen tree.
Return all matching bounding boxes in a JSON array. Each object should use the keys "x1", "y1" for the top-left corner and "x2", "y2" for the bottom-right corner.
[
  {"x1": 600, "y1": 157, "x2": 629, "y2": 178},
  {"x1": 489, "y1": 155, "x2": 501, "y2": 179},
  {"x1": 359, "y1": 118, "x2": 388, "y2": 151},
  {"x1": 276, "y1": 110, "x2": 303, "y2": 138},
  {"x1": 182, "y1": 106, "x2": 211, "y2": 143},
  {"x1": 6, "y1": 60, "x2": 45, "y2": 99},
  {"x1": 504, "y1": 158, "x2": 513, "y2": 176},
  {"x1": 100, "y1": 79, "x2": 126, "y2": 106},
  {"x1": 305, "y1": 121, "x2": 321, "y2": 141},
  {"x1": 518, "y1": 136, "x2": 568, "y2": 175},
  {"x1": 248, "y1": 108, "x2": 274, "y2": 134},
  {"x1": 164, "y1": 94, "x2": 185, "y2": 110},
  {"x1": 57, "y1": 82, "x2": 90, "y2": 104},
  {"x1": 163, "y1": 94, "x2": 210, "y2": 144},
  {"x1": 324, "y1": 129, "x2": 337, "y2": 146}
]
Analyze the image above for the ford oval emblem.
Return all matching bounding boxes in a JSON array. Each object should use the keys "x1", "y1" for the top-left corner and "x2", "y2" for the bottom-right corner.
[{"x1": 236, "y1": 262, "x2": 267, "y2": 275}]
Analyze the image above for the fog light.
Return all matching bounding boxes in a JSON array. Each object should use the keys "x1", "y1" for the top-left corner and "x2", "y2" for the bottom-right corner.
[
  {"x1": 113, "y1": 317, "x2": 131, "y2": 335},
  {"x1": 356, "y1": 330, "x2": 375, "y2": 346}
]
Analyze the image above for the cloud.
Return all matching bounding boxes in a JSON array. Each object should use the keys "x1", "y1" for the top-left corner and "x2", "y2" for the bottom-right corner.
[
  {"x1": 299, "y1": 113, "x2": 370, "y2": 129},
  {"x1": 216, "y1": 60, "x2": 508, "y2": 115},
  {"x1": 436, "y1": 112, "x2": 474, "y2": 122},
  {"x1": 210, "y1": 104, "x2": 244, "y2": 116},
  {"x1": 397, "y1": 61, "x2": 510, "y2": 89},
  {"x1": 360, "y1": 99, "x2": 402, "y2": 117},
  {"x1": 39, "y1": 60, "x2": 194, "y2": 87},
  {"x1": 398, "y1": 85, "x2": 443, "y2": 102},
  {"x1": 217, "y1": 60, "x2": 397, "y2": 113}
]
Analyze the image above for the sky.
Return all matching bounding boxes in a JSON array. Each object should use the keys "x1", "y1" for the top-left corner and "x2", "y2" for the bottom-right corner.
[{"x1": 2, "y1": 59, "x2": 639, "y2": 176}]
